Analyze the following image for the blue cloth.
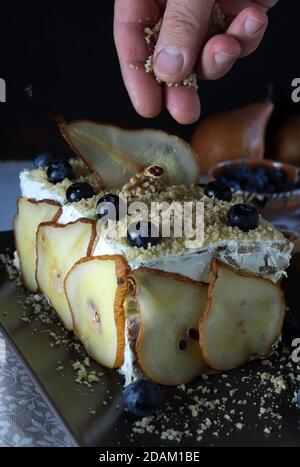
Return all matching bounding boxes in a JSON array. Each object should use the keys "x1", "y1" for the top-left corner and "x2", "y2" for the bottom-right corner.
[
  {"x1": 0, "y1": 331, "x2": 73, "y2": 447},
  {"x1": 0, "y1": 161, "x2": 72, "y2": 446},
  {"x1": 0, "y1": 161, "x2": 33, "y2": 232}
]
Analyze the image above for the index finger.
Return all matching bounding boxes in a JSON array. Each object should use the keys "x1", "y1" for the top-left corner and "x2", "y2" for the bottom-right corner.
[{"x1": 114, "y1": 0, "x2": 163, "y2": 118}]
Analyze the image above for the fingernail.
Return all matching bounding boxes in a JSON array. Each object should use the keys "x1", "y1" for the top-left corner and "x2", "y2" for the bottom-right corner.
[
  {"x1": 244, "y1": 16, "x2": 265, "y2": 36},
  {"x1": 154, "y1": 47, "x2": 184, "y2": 75},
  {"x1": 214, "y1": 52, "x2": 237, "y2": 67}
]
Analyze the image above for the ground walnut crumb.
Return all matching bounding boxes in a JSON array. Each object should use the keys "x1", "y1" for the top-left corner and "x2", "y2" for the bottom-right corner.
[
  {"x1": 144, "y1": 2, "x2": 226, "y2": 90},
  {"x1": 72, "y1": 360, "x2": 99, "y2": 387},
  {"x1": 22, "y1": 158, "x2": 101, "y2": 203},
  {"x1": 129, "y1": 346, "x2": 300, "y2": 446}
]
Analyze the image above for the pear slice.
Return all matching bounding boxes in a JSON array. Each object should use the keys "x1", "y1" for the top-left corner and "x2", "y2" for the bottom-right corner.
[
  {"x1": 133, "y1": 269, "x2": 209, "y2": 386},
  {"x1": 65, "y1": 256, "x2": 129, "y2": 368},
  {"x1": 59, "y1": 120, "x2": 200, "y2": 188},
  {"x1": 200, "y1": 260, "x2": 285, "y2": 371},
  {"x1": 14, "y1": 198, "x2": 62, "y2": 292},
  {"x1": 36, "y1": 219, "x2": 96, "y2": 331}
]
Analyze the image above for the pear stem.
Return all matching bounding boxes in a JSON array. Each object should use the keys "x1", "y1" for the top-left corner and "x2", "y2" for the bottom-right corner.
[{"x1": 24, "y1": 85, "x2": 66, "y2": 127}]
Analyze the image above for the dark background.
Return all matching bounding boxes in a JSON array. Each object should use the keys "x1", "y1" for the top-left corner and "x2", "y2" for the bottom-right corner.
[{"x1": 0, "y1": 0, "x2": 298, "y2": 159}]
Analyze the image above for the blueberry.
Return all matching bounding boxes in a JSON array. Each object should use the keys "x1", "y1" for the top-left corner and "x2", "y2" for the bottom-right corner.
[
  {"x1": 66, "y1": 182, "x2": 94, "y2": 203},
  {"x1": 255, "y1": 176, "x2": 267, "y2": 192},
  {"x1": 267, "y1": 168, "x2": 284, "y2": 185},
  {"x1": 218, "y1": 176, "x2": 228, "y2": 184},
  {"x1": 204, "y1": 181, "x2": 233, "y2": 202},
  {"x1": 226, "y1": 180, "x2": 241, "y2": 192},
  {"x1": 253, "y1": 167, "x2": 266, "y2": 178},
  {"x1": 227, "y1": 203, "x2": 259, "y2": 232},
  {"x1": 278, "y1": 181, "x2": 299, "y2": 193},
  {"x1": 34, "y1": 152, "x2": 57, "y2": 168},
  {"x1": 243, "y1": 183, "x2": 258, "y2": 194},
  {"x1": 127, "y1": 220, "x2": 160, "y2": 249},
  {"x1": 234, "y1": 162, "x2": 251, "y2": 182},
  {"x1": 47, "y1": 161, "x2": 73, "y2": 184},
  {"x1": 243, "y1": 173, "x2": 267, "y2": 193},
  {"x1": 265, "y1": 183, "x2": 276, "y2": 194},
  {"x1": 253, "y1": 171, "x2": 268, "y2": 191},
  {"x1": 123, "y1": 379, "x2": 163, "y2": 417},
  {"x1": 223, "y1": 165, "x2": 236, "y2": 180},
  {"x1": 97, "y1": 194, "x2": 124, "y2": 221}
]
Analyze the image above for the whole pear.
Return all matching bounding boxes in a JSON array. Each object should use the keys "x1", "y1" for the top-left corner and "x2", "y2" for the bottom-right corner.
[{"x1": 192, "y1": 101, "x2": 274, "y2": 173}]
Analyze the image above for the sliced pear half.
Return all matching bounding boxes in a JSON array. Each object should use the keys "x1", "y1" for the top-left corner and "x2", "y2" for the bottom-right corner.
[
  {"x1": 36, "y1": 219, "x2": 96, "y2": 331},
  {"x1": 200, "y1": 260, "x2": 285, "y2": 371},
  {"x1": 133, "y1": 269, "x2": 208, "y2": 386},
  {"x1": 14, "y1": 198, "x2": 62, "y2": 292},
  {"x1": 65, "y1": 255, "x2": 129, "y2": 368},
  {"x1": 59, "y1": 120, "x2": 200, "y2": 188}
]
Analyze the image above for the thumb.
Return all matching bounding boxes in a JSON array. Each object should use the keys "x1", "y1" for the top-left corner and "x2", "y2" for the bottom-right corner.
[{"x1": 153, "y1": 0, "x2": 215, "y2": 83}]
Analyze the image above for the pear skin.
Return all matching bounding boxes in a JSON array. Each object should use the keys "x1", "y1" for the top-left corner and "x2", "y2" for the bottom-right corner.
[
  {"x1": 192, "y1": 101, "x2": 274, "y2": 173},
  {"x1": 270, "y1": 115, "x2": 300, "y2": 166}
]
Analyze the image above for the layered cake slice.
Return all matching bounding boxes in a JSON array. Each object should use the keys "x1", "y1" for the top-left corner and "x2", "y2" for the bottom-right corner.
[{"x1": 14, "y1": 123, "x2": 293, "y2": 388}]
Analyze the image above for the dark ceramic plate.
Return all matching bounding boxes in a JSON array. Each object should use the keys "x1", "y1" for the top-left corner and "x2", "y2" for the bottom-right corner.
[{"x1": 1, "y1": 231, "x2": 300, "y2": 447}]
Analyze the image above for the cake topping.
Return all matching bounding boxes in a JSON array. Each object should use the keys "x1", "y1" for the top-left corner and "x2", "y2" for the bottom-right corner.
[
  {"x1": 97, "y1": 193, "x2": 124, "y2": 221},
  {"x1": 227, "y1": 203, "x2": 259, "y2": 232},
  {"x1": 55, "y1": 120, "x2": 200, "y2": 188},
  {"x1": 146, "y1": 165, "x2": 165, "y2": 177},
  {"x1": 21, "y1": 162, "x2": 288, "y2": 262},
  {"x1": 204, "y1": 180, "x2": 233, "y2": 202},
  {"x1": 47, "y1": 160, "x2": 73, "y2": 184},
  {"x1": 34, "y1": 152, "x2": 57, "y2": 169},
  {"x1": 66, "y1": 182, "x2": 95, "y2": 203},
  {"x1": 127, "y1": 220, "x2": 160, "y2": 249},
  {"x1": 121, "y1": 165, "x2": 167, "y2": 197}
]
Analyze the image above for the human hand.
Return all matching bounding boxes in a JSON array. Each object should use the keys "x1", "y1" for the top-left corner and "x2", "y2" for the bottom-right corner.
[{"x1": 114, "y1": 0, "x2": 278, "y2": 124}]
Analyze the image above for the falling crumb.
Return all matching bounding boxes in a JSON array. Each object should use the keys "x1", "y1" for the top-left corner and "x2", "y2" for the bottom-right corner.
[
  {"x1": 3, "y1": 248, "x2": 300, "y2": 446},
  {"x1": 129, "y1": 64, "x2": 140, "y2": 71},
  {"x1": 271, "y1": 375, "x2": 287, "y2": 394},
  {"x1": 20, "y1": 316, "x2": 32, "y2": 323},
  {"x1": 261, "y1": 372, "x2": 271, "y2": 381},
  {"x1": 72, "y1": 361, "x2": 99, "y2": 387},
  {"x1": 84, "y1": 357, "x2": 90, "y2": 367}
]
